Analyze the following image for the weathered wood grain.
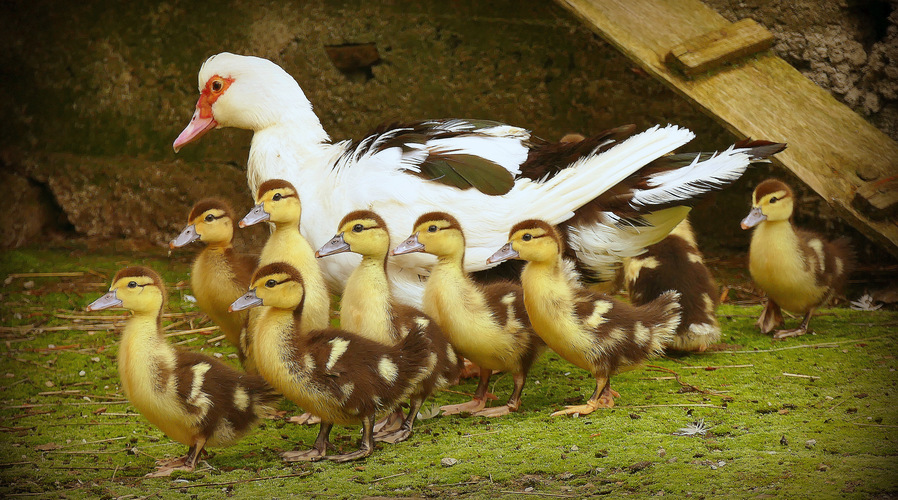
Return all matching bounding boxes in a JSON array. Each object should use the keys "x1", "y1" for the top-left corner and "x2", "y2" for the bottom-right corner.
[
  {"x1": 666, "y1": 18, "x2": 774, "y2": 75},
  {"x1": 556, "y1": 0, "x2": 898, "y2": 256}
]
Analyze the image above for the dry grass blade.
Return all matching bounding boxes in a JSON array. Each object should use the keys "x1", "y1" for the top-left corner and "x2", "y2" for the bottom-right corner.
[
  {"x1": 170, "y1": 471, "x2": 314, "y2": 489},
  {"x1": 646, "y1": 365, "x2": 733, "y2": 400}
]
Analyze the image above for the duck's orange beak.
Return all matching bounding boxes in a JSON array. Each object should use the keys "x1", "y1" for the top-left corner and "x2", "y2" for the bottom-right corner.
[{"x1": 173, "y1": 94, "x2": 217, "y2": 153}]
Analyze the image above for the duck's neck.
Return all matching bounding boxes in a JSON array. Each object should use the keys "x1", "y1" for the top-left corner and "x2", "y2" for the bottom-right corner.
[
  {"x1": 751, "y1": 219, "x2": 798, "y2": 255},
  {"x1": 253, "y1": 306, "x2": 309, "y2": 391},
  {"x1": 118, "y1": 311, "x2": 175, "y2": 400},
  {"x1": 520, "y1": 257, "x2": 575, "y2": 331},
  {"x1": 423, "y1": 253, "x2": 469, "y2": 328},
  {"x1": 341, "y1": 255, "x2": 393, "y2": 343}
]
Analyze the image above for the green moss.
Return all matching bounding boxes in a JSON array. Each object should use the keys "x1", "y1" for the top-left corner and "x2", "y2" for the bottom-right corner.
[{"x1": 1, "y1": 247, "x2": 896, "y2": 498}]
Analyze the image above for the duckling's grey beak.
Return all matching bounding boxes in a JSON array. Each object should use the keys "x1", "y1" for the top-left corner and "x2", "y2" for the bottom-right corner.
[
  {"x1": 487, "y1": 243, "x2": 519, "y2": 264},
  {"x1": 229, "y1": 289, "x2": 263, "y2": 312},
  {"x1": 170, "y1": 224, "x2": 200, "y2": 249},
  {"x1": 740, "y1": 207, "x2": 766, "y2": 230},
  {"x1": 316, "y1": 233, "x2": 350, "y2": 258},
  {"x1": 239, "y1": 203, "x2": 270, "y2": 228},
  {"x1": 392, "y1": 234, "x2": 424, "y2": 256},
  {"x1": 86, "y1": 290, "x2": 122, "y2": 311}
]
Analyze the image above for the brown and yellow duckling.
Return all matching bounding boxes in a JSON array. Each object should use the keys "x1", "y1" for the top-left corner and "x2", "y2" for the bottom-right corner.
[
  {"x1": 170, "y1": 198, "x2": 259, "y2": 372},
  {"x1": 229, "y1": 262, "x2": 442, "y2": 461},
  {"x1": 623, "y1": 217, "x2": 720, "y2": 352},
  {"x1": 741, "y1": 179, "x2": 854, "y2": 339},
  {"x1": 392, "y1": 212, "x2": 545, "y2": 417},
  {"x1": 87, "y1": 266, "x2": 278, "y2": 477},
  {"x1": 240, "y1": 179, "x2": 331, "y2": 425},
  {"x1": 315, "y1": 210, "x2": 458, "y2": 441},
  {"x1": 489, "y1": 220, "x2": 681, "y2": 417}
]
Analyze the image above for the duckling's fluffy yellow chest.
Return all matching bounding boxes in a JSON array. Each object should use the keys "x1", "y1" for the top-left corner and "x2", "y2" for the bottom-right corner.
[
  {"x1": 423, "y1": 266, "x2": 521, "y2": 371},
  {"x1": 192, "y1": 249, "x2": 247, "y2": 345},
  {"x1": 521, "y1": 264, "x2": 595, "y2": 373},
  {"x1": 260, "y1": 229, "x2": 330, "y2": 331},
  {"x1": 749, "y1": 221, "x2": 826, "y2": 313},
  {"x1": 118, "y1": 318, "x2": 201, "y2": 446},
  {"x1": 341, "y1": 259, "x2": 393, "y2": 344}
]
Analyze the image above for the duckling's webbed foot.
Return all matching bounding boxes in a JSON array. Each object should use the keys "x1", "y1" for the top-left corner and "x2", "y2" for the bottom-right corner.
[
  {"x1": 471, "y1": 371, "x2": 527, "y2": 418},
  {"x1": 373, "y1": 408, "x2": 405, "y2": 434},
  {"x1": 772, "y1": 311, "x2": 814, "y2": 340},
  {"x1": 282, "y1": 422, "x2": 332, "y2": 462},
  {"x1": 287, "y1": 411, "x2": 321, "y2": 425},
  {"x1": 757, "y1": 300, "x2": 783, "y2": 334},
  {"x1": 326, "y1": 416, "x2": 375, "y2": 462},
  {"x1": 440, "y1": 367, "x2": 497, "y2": 415},
  {"x1": 146, "y1": 439, "x2": 206, "y2": 477},
  {"x1": 375, "y1": 398, "x2": 422, "y2": 444},
  {"x1": 551, "y1": 377, "x2": 616, "y2": 417}
]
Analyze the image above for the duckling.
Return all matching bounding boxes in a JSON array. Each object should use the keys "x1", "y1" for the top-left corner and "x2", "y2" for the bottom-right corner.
[
  {"x1": 239, "y1": 179, "x2": 330, "y2": 333},
  {"x1": 392, "y1": 212, "x2": 545, "y2": 417},
  {"x1": 623, "y1": 217, "x2": 720, "y2": 352},
  {"x1": 86, "y1": 266, "x2": 279, "y2": 477},
  {"x1": 315, "y1": 210, "x2": 458, "y2": 441},
  {"x1": 170, "y1": 198, "x2": 259, "y2": 372},
  {"x1": 741, "y1": 179, "x2": 854, "y2": 339},
  {"x1": 229, "y1": 262, "x2": 442, "y2": 461},
  {"x1": 488, "y1": 220, "x2": 681, "y2": 416}
]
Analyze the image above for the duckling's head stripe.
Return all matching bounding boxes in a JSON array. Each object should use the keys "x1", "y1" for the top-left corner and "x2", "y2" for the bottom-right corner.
[
  {"x1": 189, "y1": 198, "x2": 235, "y2": 223},
  {"x1": 257, "y1": 179, "x2": 297, "y2": 199}
]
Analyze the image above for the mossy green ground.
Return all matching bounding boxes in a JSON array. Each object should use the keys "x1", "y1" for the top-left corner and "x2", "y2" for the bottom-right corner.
[{"x1": 1, "y1": 247, "x2": 896, "y2": 499}]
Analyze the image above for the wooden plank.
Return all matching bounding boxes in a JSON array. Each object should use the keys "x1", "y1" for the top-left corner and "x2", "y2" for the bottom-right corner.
[
  {"x1": 666, "y1": 18, "x2": 774, "y2": 76},
  {"x1": 853, "y1": 176, "x2": 898, "y2": 221},
  {"x1": 556, "y1": 0, "x2": 898, "y2": 257}
]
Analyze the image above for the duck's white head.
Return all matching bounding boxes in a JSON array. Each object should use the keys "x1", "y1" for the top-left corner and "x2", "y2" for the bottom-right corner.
[{"x1": 173, "y1": 52, "x2": 325, "y2": 152}]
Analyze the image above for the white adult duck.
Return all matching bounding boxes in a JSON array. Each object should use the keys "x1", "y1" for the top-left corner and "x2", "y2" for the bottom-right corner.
[{"x1": 174, "y1": 52, "x2": 783, "y2": 307}]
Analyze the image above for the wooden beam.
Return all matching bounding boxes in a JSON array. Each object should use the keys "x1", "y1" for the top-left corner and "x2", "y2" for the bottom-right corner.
[
  {"x1": 666, "y1": 18, "x2": 774, "y2": 76},
  {"x1": 556, "y1": 0, "x2": 898, "y2": 257}
]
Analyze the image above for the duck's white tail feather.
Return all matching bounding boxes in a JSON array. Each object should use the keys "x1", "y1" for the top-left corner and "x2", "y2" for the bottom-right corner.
[
  {"x1": 515, "y1": 125, "x2": 696, "y2": 225},
  {"x1": 629, "y1": 145, "x2": 750, "y2": 209}
]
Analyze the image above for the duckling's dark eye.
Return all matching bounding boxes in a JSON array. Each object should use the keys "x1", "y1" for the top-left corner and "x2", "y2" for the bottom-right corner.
[
  {"x1": 522, "y1": 234, "x2": 533, "y2": 241},
  {"x1": 211, "y1": 80, "x2": 223, "y2": 92},
  {"x1": 128, "y1": 281, "x2": 138, "y2": 288},
  {"x1": 769, "y1": 197, "x2": 778, "y2": 203},
  {"x1": 265, "y1": 279, "x2": 277, "y2": 288},
  {"x1": 428, "y1": 225, "x2": 438, "y2": 233},
  {"x1": 352, "y1": 224, "x2": 364, "y2": 233},
  {"x1": 272, "y1": 193, "x2": 282, "y2": 201},
  {"x1": 205, "y1": 214, "x2": 215, "y2": 222}
]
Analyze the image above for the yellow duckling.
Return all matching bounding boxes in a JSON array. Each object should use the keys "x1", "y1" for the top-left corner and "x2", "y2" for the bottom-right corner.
[
  {"x1": 315, "y1": 210, "x2": 458, "y2": 441},
  {"x1": 741, "y1": 179, "x2": 854, "y2": 338},
  {"x1": 489, "y1": 220, "x2": 680, "y2": 417},
  {"x1": 86, "y1": 266, "x2": 278, "y2": 477},
  {"x1": 623, "y1": 217, "x2": 720, "y2": 352},
  {"x1": 239, "y1": 179, "x2": 330, "y2": 333},
  {"x1": 392, "y1": 212, "x2": 546, "y2": 417},
  {"x1": 230, "y1": 262, "x2": 444, "y2": 461},
  {"x1": 170, "y1": 198, "x2": 259, "y2": 372}
]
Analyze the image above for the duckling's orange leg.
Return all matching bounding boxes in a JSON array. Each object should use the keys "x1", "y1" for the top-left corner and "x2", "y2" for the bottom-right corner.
[
  {"x1": 375, "y1": 397, "x2": 424, "y2": 444},
  {"x1": 440, "y1": 367, "x2": 497, "y2": 415},
  {"x1": 551, "y1": 376, "x2": 617, "y2": 417},
  {"x1": 282, "y1": 422, "x2": 332, "y2": 462},
  {"x1": 326, "y1": 415, "x2": 376, "y2": 462},
  {"x1": 773, "y1": 310, "x2": 814, "y2": 340},
  {"x1": 757, "y1": 299, "x2": 784, "y2": 334},
  {"x1": 473, "y1": 371, "x2": 527, "y2": 417}
]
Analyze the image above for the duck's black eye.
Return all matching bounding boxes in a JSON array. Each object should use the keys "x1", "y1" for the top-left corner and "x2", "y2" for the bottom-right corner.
[
  {"x1": 205, "y1": 214, "x2": 215, "y2": 222},
  {"x1": 211, "y1": 80, "x2": 223, "y2": 92},
  {"x1": 428, "y1": 225, "x2": 438, "y2": 233},
  {"x1": 769, "y1": 197, "x2": 778, "y2": 203},
  {"x1": 272, "y1": 193, "x2": 282, "y2": 201},
  {"x1": 352, "y1": 224, "x2": 364, "y2": 233},
  {"x1": 522, "y1": 234, "x2": 532, "y2": 241},
  {"x1": 265, "y1": 279, "x2": 277, "y2": 288},
  {"x1": 127, "y1": 281, "x2": 138, "y2": 288}
]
